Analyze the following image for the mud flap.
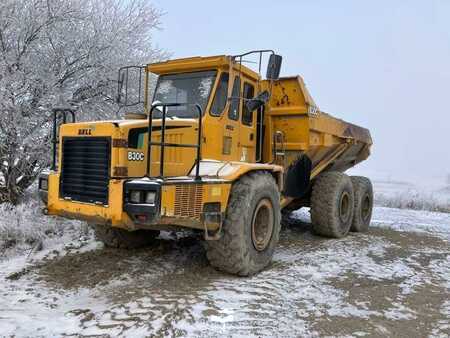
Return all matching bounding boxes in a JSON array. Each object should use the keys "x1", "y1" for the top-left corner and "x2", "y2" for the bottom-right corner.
[
  {"x1": 283, "y1": 154, "x2": 312, "y2": 198},
  {"x1": 202, "y1": 212, "x2": 223, "y2": 240}
]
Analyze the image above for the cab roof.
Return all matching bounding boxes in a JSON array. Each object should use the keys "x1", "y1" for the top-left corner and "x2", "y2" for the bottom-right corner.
[{"x1": 147, "y1": 55, "x2": 261, "y2": 80}]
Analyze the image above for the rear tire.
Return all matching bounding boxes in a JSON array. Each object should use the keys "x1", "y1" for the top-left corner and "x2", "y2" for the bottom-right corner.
[
  {"x1": 350, "y1": 176, "x2": 373, "y2": 232},
  {"x1": 205, "y1": 171, "x2": 281, "y2": 276},
  {"x1": 311, "y1": 171, "x2": 354, "y2": 238},
  {"x1": 93, "y1": 224, "x2": 159, "y2": 249}
]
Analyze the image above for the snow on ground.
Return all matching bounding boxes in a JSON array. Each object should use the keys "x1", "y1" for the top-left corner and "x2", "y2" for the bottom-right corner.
[
  {"x1": 0, "y1": 205, "x2": 449, "y2": 337},
  {"x1": 372, "y1": 207, "x2": 450, "y2": 239},
  {"x1": 295, "y1": 206, "x2": 450, "y2": 239},
  {"x1": 0, "y1": 188, "x2": 88, "y2": 260}
]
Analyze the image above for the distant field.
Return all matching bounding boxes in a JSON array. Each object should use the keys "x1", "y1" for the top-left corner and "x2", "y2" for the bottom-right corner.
[
  {"x1": 372, "y1": 179, "x2": 450, "y2": 213},
  {"x1": 347, "y1": 168, "x2": 449, "y2": 213}
]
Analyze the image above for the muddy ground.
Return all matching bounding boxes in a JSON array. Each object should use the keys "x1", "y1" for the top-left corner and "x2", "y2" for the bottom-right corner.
[{"x1": 2, "y1": 211, "x2": 450, "y2": 337}]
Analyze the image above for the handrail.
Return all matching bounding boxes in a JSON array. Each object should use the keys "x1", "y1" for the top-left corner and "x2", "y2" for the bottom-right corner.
[
  {"x1": 255, "y1": 106, "x2": 264, "y2": 163},
  {"x1": 146, "y1": 103, "x2": 203, "y2": 180},
  {"x1": 51, "y1": 108, "x2": 76, "y2": 171}
]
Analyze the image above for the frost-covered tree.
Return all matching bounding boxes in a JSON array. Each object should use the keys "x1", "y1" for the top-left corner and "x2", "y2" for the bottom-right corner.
[{"x1": 0, "y1": 0, "x2": 166, "y2": 204}]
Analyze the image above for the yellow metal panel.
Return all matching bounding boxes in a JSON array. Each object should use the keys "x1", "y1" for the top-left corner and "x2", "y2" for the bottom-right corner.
[
  {"x1": 148, "y1": 55, "x2": 260, "y2": 80},
  {"x1": 47, "y1": 173, "x2": 132, "y2": 228},
  {"x1": 204, "y1": 183, "x2": 231, "y2": 213},
  {"x1": 161, "y1": 185, "x2": 176, "y2": 217}
]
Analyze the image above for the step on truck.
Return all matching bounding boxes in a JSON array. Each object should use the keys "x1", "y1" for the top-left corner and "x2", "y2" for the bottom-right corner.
[{"x1": 39, "y1": 51, "x2": 373, "y2": 276}]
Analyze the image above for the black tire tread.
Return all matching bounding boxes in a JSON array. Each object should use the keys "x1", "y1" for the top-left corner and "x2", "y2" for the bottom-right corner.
[
  {"x1": 350, "y1": 176, "x2": 373, "y2": 232},
  {"x1": 311, "y1": 171, "x2": 354, "y2": 238},
  {"x1": 205, "y1": 171, "x2": 281, "y2": 276}
]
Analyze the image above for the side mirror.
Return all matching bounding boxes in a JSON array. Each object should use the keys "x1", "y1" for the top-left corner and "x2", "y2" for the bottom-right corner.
[
  {"x1": 266, "y1": 54, "x2": 282, "y2": 80},
  {"x1": 245, "y1": 90, "x2": 270, "y2": 113}
]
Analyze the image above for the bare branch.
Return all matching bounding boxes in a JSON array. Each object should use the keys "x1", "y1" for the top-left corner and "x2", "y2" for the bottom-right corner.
[{"x1": 0, "y1": 0, "x2": 166, "y2": 204}]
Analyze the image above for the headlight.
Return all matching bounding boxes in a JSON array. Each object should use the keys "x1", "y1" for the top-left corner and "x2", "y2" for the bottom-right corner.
[
  {"x1": 130, "y1": 190, "x2": 142, "y2": 204},
  {"x1": 39, "y1": 178, "x2": 48, "y2": 191},
  {"x1": 145, "y1": 192, "x2": 156, "y2": 204}
]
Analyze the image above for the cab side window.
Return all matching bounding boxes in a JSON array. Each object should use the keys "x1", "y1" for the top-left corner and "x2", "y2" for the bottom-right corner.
[
  {"x1": 210, "y1": 72, "x2": 229, "y2": 116},
  {"x1": 228, "y1": 77, "x2": 241, "y2": 121},
  {"x1": 242, "y1": 82, "x2": 255, "y2": 126}
]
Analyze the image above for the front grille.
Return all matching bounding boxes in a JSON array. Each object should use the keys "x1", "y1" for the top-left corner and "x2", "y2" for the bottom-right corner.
[
  {"x1": 174, "y1": 184, "x2": 203, "y2": 219},
  {"x1": 61, "y1": 137, "x2": 111, "y2": 204}
]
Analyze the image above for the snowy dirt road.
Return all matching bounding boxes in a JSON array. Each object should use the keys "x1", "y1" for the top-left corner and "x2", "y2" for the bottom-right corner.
[{"x1": 1, "y1": 207, "x2": 449, "y2": 337}]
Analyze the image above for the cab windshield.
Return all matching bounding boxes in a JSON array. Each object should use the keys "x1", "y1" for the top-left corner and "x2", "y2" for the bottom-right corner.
[{"x1": 152, "y1": 70, "x2": 217, "y2": 118}]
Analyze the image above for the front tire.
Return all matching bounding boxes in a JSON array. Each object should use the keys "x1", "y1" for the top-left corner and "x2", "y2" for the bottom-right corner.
[
  {"x1": 205, "y1": 171, "x2": 281, "y2": 276},
  {"x1": 311, "y1": 171, "x2": 354, "y2": 238},
  {"x1": 93, "y1": 224, "x2": 159, "y2": 249}
]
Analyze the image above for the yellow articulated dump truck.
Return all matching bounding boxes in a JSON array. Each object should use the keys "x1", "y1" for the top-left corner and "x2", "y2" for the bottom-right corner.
[{"x1": 39, "y1": 50, "x2": 373, "y2": 276}]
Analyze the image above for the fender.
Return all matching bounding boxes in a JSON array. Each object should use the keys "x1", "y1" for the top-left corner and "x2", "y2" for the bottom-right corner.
[{"x1": 188, "y1": 159, "x2": 284, "y2": 190}]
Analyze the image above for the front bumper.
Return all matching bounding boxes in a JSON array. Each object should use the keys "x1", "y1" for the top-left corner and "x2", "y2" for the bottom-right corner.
[{"x1": 43, "y1": 174, "x2": 230, "y2": 235}]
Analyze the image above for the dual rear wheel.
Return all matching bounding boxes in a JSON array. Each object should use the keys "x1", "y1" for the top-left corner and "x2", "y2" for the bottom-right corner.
[{"x1": 311, "y1": 172, "x2": 373, "y2": 238}]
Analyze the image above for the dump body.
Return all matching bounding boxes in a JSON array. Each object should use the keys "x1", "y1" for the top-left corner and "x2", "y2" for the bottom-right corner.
[{"x1": 263, "y1": 76, "x2": 372, "y2": 180}]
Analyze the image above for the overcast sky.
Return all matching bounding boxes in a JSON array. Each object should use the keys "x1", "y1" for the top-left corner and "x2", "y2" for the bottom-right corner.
[{"x1": 151, "y1": 0, "x2": 450, "y2": 181}]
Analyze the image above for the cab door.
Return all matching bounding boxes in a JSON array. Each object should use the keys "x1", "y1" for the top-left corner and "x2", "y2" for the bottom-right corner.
[
  {"x1": 204, "y1": 72, "x2": 256, "y2": 163},
  {"x1": 221, "y1": 75, "x2": 241, "y2": 161},
  {"x1": 203, "y1": 71, "x2": 240, "y2": 162},
  {"x1": 238, "y1": 80, "x2": 257, "y2": 162}
]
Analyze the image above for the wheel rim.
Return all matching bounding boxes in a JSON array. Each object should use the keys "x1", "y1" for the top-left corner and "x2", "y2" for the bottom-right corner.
[
  {"x1": 339, "y1": 191, "x2": 351, "y2": 224},
  {"x1": 251, "y1": 198, "x2": 274, "y2": 252},
  {"x1": 361, "y1": 193, "x2": 371, "y2": 222}
]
